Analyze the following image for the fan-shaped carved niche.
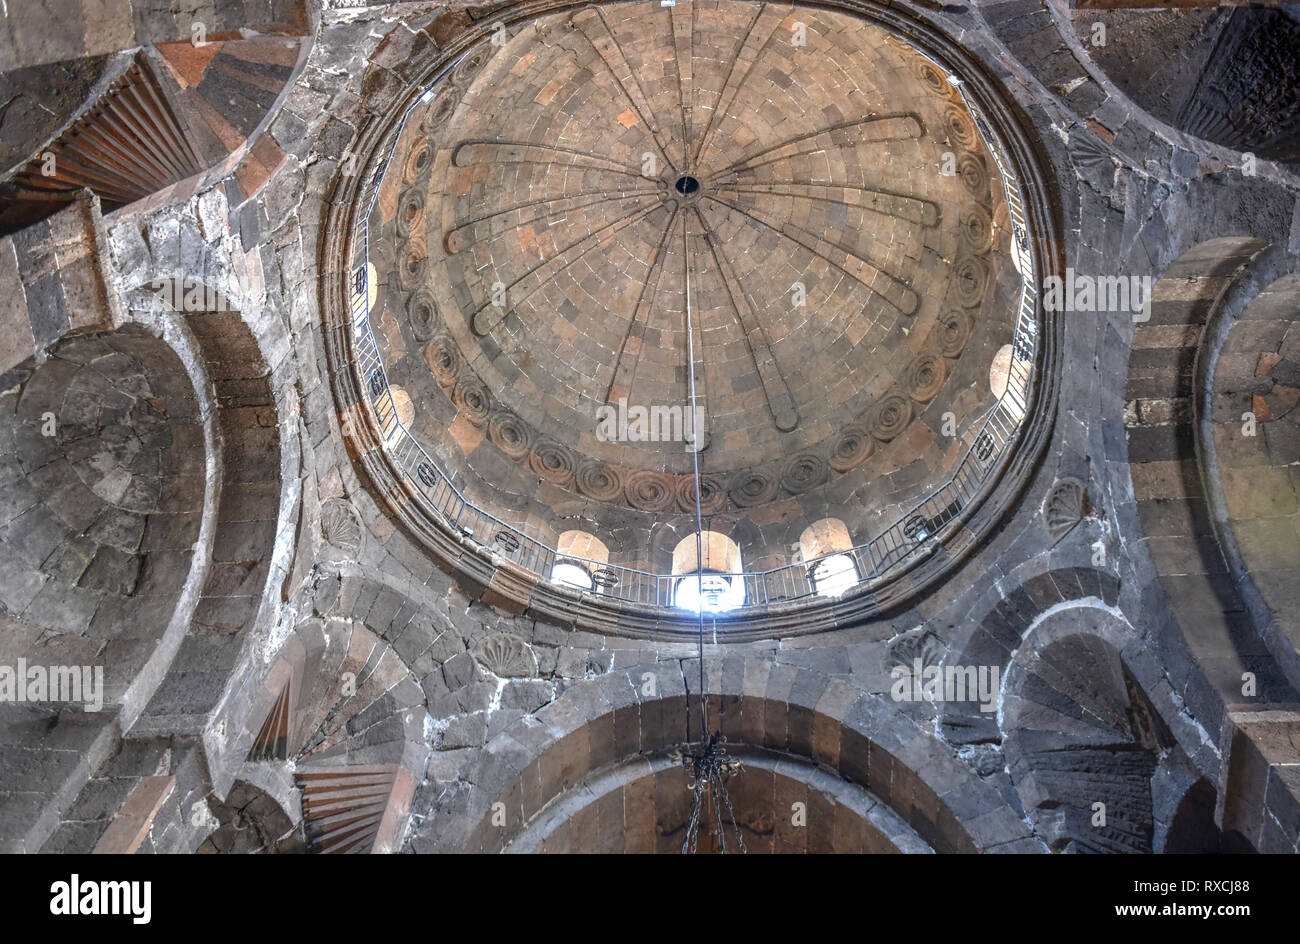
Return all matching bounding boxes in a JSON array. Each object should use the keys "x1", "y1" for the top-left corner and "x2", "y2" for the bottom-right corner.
[
  {"x1": 6, "y1": 57, "x2": 204, "y2": 214},
  {"x1": 472, "y1": 632, "x2": 537, "y2": 678},
  {"x1": 320, "y1": 498, "x2": 363, "y2": 557},
  {"x1": 248, "y1": 679, "x2": 295, "y2": 762},
  {"x1": 1042, "y1": 477, "x2": 1089, "y2": 544},
  {"x1": 888, "y1": 626, "x2": 945, "y2": 670},
  {"x1": 1005, "y1": 632, "x2": 1175, "y2": 854},
  {"x1": 296, "y1": 766, "x2": 403, "y2": 854}
]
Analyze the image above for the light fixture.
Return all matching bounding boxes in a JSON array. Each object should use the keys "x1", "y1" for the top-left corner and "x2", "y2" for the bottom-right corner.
[{"x1": 670, "y1": 732, "x2": 746, "y2": 854}]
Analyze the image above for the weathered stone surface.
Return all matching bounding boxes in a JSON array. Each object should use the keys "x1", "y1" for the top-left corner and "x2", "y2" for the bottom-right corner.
[{"x1": 2, "y1": 0, "x2": 1297, "y2": 860}]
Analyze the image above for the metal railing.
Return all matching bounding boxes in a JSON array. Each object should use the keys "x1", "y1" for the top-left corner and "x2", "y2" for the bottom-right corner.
[{"x1": 344, "y1": 56, "x2": 1039, "y2": 616}]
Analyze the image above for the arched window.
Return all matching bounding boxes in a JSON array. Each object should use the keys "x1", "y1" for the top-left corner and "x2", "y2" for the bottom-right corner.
[
  {"x1": 551, "y1": 530, "x2": 610, "y2": 593},
  {"x1": 989, "y1": 343, "x2": 1027, "y2": 423},
  {"x1": 672, "y1": 532, "x2": 744, "y2": 613},
  {"x1": 800, "y1": 519, "x2": 860, "y2": 599},
  {"x1": 381, "y1": 383, "x2": 415, "y2": 444}
]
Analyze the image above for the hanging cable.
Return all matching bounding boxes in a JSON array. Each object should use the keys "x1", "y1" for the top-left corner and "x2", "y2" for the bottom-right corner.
[
  {"x1": 683, "y1": 209, "x2": 707, "y2": 741},
  {"x1": 674, "y1": 15, "x2": 743, "y2": 853}
]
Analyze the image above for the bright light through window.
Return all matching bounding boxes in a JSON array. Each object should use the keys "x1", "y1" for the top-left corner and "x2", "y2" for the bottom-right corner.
[
  {"x1": 674, "y1": 572, "x2": 745, "y2": 613},
  {"x1": 551, "y1": 561, "x2": 594, "y2": 592},
  {"x1": 809, "y1": 553, "x2": 859, "y2": 598}
]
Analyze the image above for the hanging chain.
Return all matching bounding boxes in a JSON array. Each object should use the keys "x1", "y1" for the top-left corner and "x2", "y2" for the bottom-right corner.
[{"x1": 676, "y1": 14, "x2": 744, "y2": 855}]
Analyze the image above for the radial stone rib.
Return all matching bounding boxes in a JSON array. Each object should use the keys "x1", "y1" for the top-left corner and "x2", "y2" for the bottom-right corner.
[
  {"x1": 471, "y1": 198, "x2": 663, "y2": 336},
  {"x1": 715, "y1": 181, "x2": 941, "y2": 227},
  {"x1": 452, "y1": 139, "x2": 644, "y2": 177},
  {"x1": 607, "y1": 204, "x2": 682, "y2": 405},
  {"x1": 694, "y1": 207, "x2": 800, "y2": 433},
  {"x1": 705, "y1": 194, "x2": 920, "y2": 317},
  {"x1": 669, "y1": 0, "x2": 695, "y2": 170},
  {"x1": 570, "y1": 7, "x2": 678, "y2": 175},
  {"x1": 444, "y1": 188, "x2": 659, "y2": 254},
  {"x1": 692, "y1": 3, "x2": 788, "y2": 168},
  {"x1": 707, "y1": 113, "x2": 925, "y2": 179}
]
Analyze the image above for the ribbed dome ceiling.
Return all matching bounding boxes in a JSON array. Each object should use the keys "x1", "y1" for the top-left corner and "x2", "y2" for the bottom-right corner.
[{"x1": 369, "y1": 0, "x2": 1020, "y2": 537}]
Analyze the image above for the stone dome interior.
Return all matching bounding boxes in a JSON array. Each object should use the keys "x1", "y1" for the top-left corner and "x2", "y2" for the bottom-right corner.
[
  {"x1": 365, "y1": 1, "x2": 1026, "y2": 585},
  {"x1": 8, "y1": 0, "x2": 1299, "y2": 867}
]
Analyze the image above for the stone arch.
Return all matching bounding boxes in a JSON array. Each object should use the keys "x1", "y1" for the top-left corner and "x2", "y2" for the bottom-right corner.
[
  {"x1": 1201, "y1": 259, "x2": 1300, "y2": 687},
  {"x1": 640, "y1": 517, "x2": 696, "y2": 574},
  {"x1": 0, "y1": 321, "x2": 216, "y2": 852},
  {"x1": 1163, "y1": 777, "x2": 1224, "y2": 855},
  {"x1": 1189, "y1": 250, "x2": 1300, "y2": 855},
  {"x1": 941, "y1": 559, "x2": 1229, "y2": 795},
  {"x1": 991, "y1": 599, "x2": 1277, "y2": 853},
  {"x1": 412, "y1": 658, "x2": 1037, "y2": 854},
  {"x1": 1000, "y1": 611, "x2": 1185, "y2": 853},
  {"x1": 976, "y1": 0, "x2": 1300, "y2": 200},
  {"x1": 1122, "y1": 237, "x2": 1300, "y2": 708},
  {"x1": 940, "y1": 566, "x2": 1120, "y2": 745},
  {"x1": 93, "y1": 194, "x2": 306, "y2": 794},
  {"x1": 1062, "y1": 5, "x2": 1300, "y2": 166},
  {"x1": 119, "y1": 281, "x2": 292, "y2": 764},
  {"x1": 0, "y1": 261, "x2": 301, "y2": 851},
  {"x1": 504, "y1": 747, "x2": 932, "y2": 854}
]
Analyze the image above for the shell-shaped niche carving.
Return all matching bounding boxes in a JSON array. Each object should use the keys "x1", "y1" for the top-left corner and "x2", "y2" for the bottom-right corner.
[
  {"x1": 1043, "y1": 477, "x2": 1088, "y2": 543},
  {"x1": 888, "y1": 626, "x2": 945, "y2": 670},
  {"x1": 473, "y1": 633, "x2": 537, "y2": 678},
  {"x1": 1067, "y1": 123, "x2": 1114, "y2": 173},
  {"x1": 320, "y1": 498, "x2": 362, "y2": 556}
]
